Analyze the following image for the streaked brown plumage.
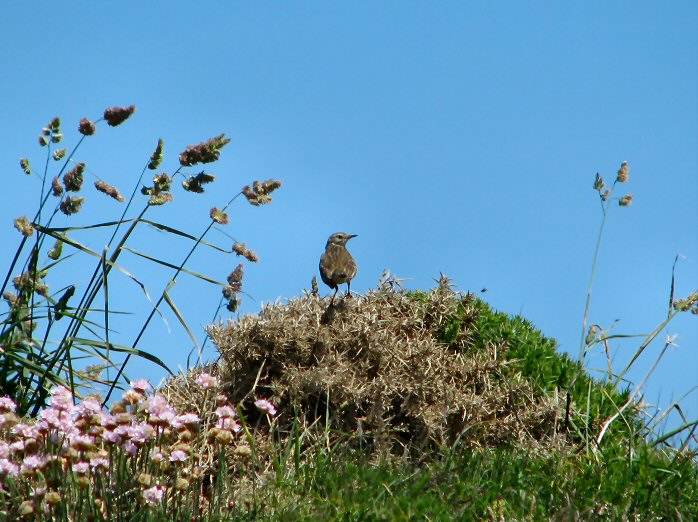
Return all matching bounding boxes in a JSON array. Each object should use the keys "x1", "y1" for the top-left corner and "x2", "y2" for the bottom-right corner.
[{"x1": 319, "y1": 232, "x2": 357, "y2": 303}]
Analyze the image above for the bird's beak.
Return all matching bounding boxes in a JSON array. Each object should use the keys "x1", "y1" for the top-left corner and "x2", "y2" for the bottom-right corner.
[{"x1": 348, "y1": 234, "x2": 357, "y2": 239}]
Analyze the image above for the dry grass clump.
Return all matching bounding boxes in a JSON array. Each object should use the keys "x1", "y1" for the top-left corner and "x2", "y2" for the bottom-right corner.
[{"x1": 171, "y1": 282, "x2": 565, "y2": 458}]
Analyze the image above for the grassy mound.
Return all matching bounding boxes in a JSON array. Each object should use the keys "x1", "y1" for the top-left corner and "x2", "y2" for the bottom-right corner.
[
  {"x1": 157, "y1": 281, "x2": 696, "y2": 518},
  {"x1": 165, "y1": 280, "x2": 637, "y2": 459}
]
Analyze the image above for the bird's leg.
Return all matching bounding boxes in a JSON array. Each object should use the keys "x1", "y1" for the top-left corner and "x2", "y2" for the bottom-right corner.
[
  {"x1": 329, "y1": 287, "x2": 338, "y2": 306},
  {"x1": 346, "y1": 281, "x2": 352, "y2": 297}
]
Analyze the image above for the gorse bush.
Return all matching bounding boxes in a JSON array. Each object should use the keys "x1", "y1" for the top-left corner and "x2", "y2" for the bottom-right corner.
[{"x1": 2, "y1": 107, "x2": 282, "y2": 416}]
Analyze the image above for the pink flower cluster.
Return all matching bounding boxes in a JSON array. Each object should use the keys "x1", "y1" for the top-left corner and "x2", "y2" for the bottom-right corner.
[{"x1": 0, "y1": 372, "x2": 275, "y2": 515}]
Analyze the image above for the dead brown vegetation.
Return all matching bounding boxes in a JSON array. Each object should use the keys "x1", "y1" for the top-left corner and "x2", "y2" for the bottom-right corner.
[{"x1": 163, "y1": 281, "x2": 567, "y2": 461}]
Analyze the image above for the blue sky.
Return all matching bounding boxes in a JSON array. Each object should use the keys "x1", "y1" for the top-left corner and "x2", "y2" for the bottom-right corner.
[{"x1": 2, "y1": 3, "x2": 696, "y2": 436}]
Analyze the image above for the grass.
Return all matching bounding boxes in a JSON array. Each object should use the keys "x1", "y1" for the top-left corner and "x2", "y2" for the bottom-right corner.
[{"x1": 1, "y1": 112, "x2": 696, "y2": 519}]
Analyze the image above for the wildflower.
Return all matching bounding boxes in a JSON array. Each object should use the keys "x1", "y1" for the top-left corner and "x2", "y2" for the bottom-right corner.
[
  {"x1": 254, "y1": 398, "x2": 277, "y2": 416},
  {"x1": 127, "y1": 423, "x2": 155, "y2": 445},
  {"x1": 102, "y1": 430, "x2": 122, "y2": 445},
  {"x1": 146, "y1": 395, "x2": 176, "y2": 425},
  {"x1": 130, "y1": 379, "x2": 152, "y2": 394},
  {"x1": 311, "y1": 275, "x2": 319, "y2": 295},
  {"x1": 72, "y1": 461, "x2": 90, "y2": 474},
  {"x1": 150, "y1": 450, "x2": 165, "y2": 463},
  {"x1": 21, "y1": 455, "x2": 46, "y2": 476},
  {"x1": 179, "y1": 133, "x2": 231, "y2": 166},
  {"x1": 0, "y1": 458, "x2": 19, "y2": 478},
  {"x1": 52, "y1": 148, "x2": 67, "y2": 161},
  {"x1": 64, "y1": 163, "x2": 86, "y2": 192},
  {"x1": 209, "y1": 427, "x2": 234, "y2": 444},
  {"x1": 210, "y1": 207, "x2": 229, "y2": 224},
  {"x1": 122, "y1": 389, "x2": 142, "y2": 405},
  {"x1": 601, "y1": 189, "x2": 610, "y2": 201},
  {"x1": 44, "y1": 491, "x2": 62, "y2": 506},
  {"x1": 51, "y1": 176, "x2": 64, "y2": 197},
  {"x1": 616, "y1": 161, "x2": 629, "y2": 183},
  {"x1": 148, "y1": 139, "x2": 164, "y2": 170},
  {"x1": 234, "y1": 445, "x2": 252, "y2": 458},
  {"x1": 39, "y1": 135, "x2": 49, "y2": 147},
  {"x1": 71, "y1": 435, "x2": 95, "y2": 452},
  {"x1": 142, "y1": 485, "x2": 164, "y2": 505},
  {"x1": 0, "y1": 397, "x2": 16, "y2": 413},
  {"x1": 169, "y1": 449, "x2": 188, "y2": 463},
  {"x1": 215, "y1": 405, "x2": 236, "y2": 419},
  {"x1": 94, "y1": 180, "x2": 125, "y2": 202},
  {"x1": 48, "y1": 386, "x2": 74, "y2": 411},
  {"x1": 76, "y1": 398, "x2": 102, "y2": 418},
  {"x1": 619, "y1": 194, "x2": 633, "y2": 206},
  {"x1": 13, "y1": 216, "x2": 34, "y2": 237},
  {"x1": 60, "y1": 196, "x2": 85, "y2": 215},
  {"x1": 174, "y1": 477, "x2": 190, "y2": 490},
  {"x1": 216, "y1": 417, "x2": 241, "y2": 432},
  {"x1": 103, "y1": 105, "x2": 136, "y2": 127},
  {"x1": 232, "y1": 242, "x2": 260, "y2": 263},
  {"x1": 122, "y1": 440, "x2": 138, "y2": 456},
  {"x1": 19, "y1": 501, "x2": 34, "y2": 516},
  {"x1": 90, "y1": 454, "x2": 110, "y2": 471},
  {"x1": 195, "y1": 373, "x2": 218, "y2": 390},
  {"x1": 20, "y1": 157, "x2": 31, "y2": 175}
]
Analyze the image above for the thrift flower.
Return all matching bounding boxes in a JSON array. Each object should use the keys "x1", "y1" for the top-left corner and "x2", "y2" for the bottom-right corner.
[
  {"x1": 142, "y1": 485, "x2": 164, "y2": 505},
  {"x1": 195, "y1": 372, "x2": 219, "y2": 390},
  {"x1": 254, "y1": 399, "x2": 277, "y2": 416}
]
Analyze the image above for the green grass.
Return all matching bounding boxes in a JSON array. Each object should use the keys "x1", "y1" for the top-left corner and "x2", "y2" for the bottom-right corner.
[{"x1": 223, "y1": 441, "x2": 697, "y2": 520}]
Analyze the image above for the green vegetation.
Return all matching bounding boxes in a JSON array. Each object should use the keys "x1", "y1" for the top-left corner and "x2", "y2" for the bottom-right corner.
[{"x1": 1, "y1": 111, "x2": 696, "y2": 519}]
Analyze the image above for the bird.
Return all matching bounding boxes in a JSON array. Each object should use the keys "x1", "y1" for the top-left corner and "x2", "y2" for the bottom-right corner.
[{"x1": 319, "y1": 232, "x2": 357, "y2": 304}]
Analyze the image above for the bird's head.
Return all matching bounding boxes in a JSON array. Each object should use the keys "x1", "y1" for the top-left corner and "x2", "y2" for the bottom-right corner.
[{"x1": 326, "y1": 232, "x2": 357, "y2": 247}]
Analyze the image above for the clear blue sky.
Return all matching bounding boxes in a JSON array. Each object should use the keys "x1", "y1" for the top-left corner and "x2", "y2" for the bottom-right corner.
[{"x1": 2, "y1": 3, "x2": 696, "y2": 436}]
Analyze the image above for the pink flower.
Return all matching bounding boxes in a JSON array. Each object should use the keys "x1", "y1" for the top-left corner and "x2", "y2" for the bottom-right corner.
[
  {"x1": 0, "y1": 458, "x2": 18, "y2": 478},
  {"x1": 76, "y1": 398, "x2": 102, "y2": 418},
  {"x1": 127, "y1": 423, "x2": 155, "y2": 445},
  {"x1": 103, "y1": 429, "x2": 123, "y2": 445},
  {"x1": 121, "y1": 440, "x2": 138, "y2": 457},
  {"x1": 48, "y1": 386, "x2": 74, "y2": 411},
  {"x1": 142, "y1": 485, "x2": 164, "y2": 505},
  {"x1": 216, "y1": 417, "x2": 241, "y2": 432},
  {"x1": 146, "y1": 395, "x2": 176, "y2": 423},
  {"x1": 72, "y1": 461, "x2": 89, "y2": 474},
  {"x1": 21, "y1": 455, "x2": 45, "y2": 474},
  {"x1": 130, "y1": 380, "x2": 151, "y2": 394},
  {"x1": 195, "y1": 373, "x2": 219, "y2": 390},
  {"x1": 149, "y1": 450, "x2": 165, "y2": 463},
  {"x1": 214, "y1": 405, "x2": 236, "y2": 419},
  {"x1": 70, "y1": 434, "x2": 94, "y2": 451},
  {"x1": 0, "y1": 397, "x2": 16, "y2": 413},
  {"x1": 90, "y1": 456, "x2": 110, "y2": 471},
  {"x1": 12, "y1": 423, "x2": 40, "y2": 439},
  {"x1": 254, "y1": 399, "x2": 277, "y2": 416},
  {"x1": 169, "y1": 449, "x2": 187, "y2": 463},
  {"x1": 170, "y1": 412, "x2": 200, "y2": 429}
]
